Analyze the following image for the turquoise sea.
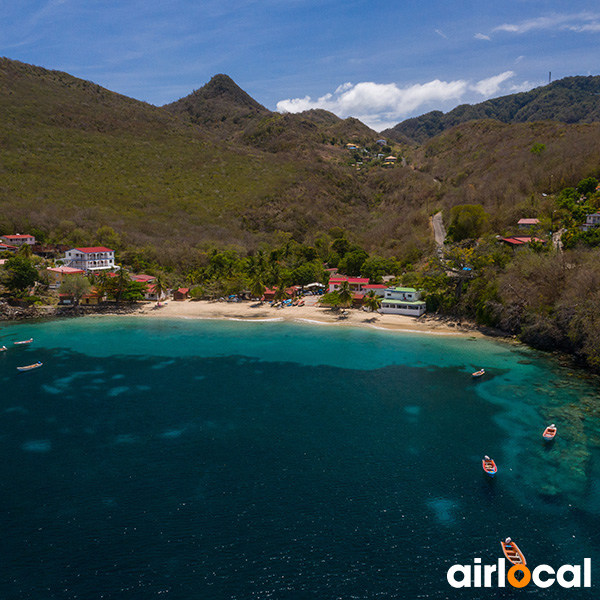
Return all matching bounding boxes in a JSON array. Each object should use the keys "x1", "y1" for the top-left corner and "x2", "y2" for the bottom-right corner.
[{"x1": 0, "y1": 317, "x2": 598, "y2": 599}]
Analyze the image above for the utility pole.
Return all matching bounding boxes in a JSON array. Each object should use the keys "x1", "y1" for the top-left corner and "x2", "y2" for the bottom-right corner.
[{"x1": 549, "y1": 71, "x2": 551, "y2": 84}]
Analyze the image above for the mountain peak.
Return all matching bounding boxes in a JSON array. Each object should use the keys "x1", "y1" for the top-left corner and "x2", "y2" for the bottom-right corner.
[{"x1": 164, "y1": 74, "x2": 270, "y2": 132}]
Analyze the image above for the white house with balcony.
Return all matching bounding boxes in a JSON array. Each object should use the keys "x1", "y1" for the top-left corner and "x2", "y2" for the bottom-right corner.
[
  {"x1": 62, "y1": 247, "x2": 116, "y2": 272},
  {"x1": 581, "y1": 213, "x2": 600, "y2": 232},
  {"x1": 1, "y1": 233, "x2": 36, "y2": 246},
  {"x1": 379, "y1": 286, "x2": 426, "y2": 316}
]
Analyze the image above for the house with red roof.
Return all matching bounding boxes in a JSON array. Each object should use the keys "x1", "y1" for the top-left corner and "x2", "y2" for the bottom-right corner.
[
  {"x1": 501, "y1": 236, "x2": 546, "y2": 247},
  {"x1": 173, "y1": 288, "x2": 190, "y2": 301},
  {"x1": 62, "y1": 247, "x2": 115, "y2": 272},
  {"x1": 0, "y1": 243, "x2": 18, "y2": 253},
  {"x1": 517, "y1": 218, "x2": 540, "y2": 229},
  {"x1": 46, "y1": 266, "x2": 86, "y2": 289},
  {"x1": 144, "y1": 283, "x2": 169, "y2": 302},
  {"x1": 1, "y1": 234, "x2": 35, "y2": 246},
  {"x1": 328, "y1": 276, "x2": 370, "y2": 293}
]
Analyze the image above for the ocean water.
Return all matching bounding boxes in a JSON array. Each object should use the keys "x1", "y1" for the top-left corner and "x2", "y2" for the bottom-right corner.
[{"x1": 0, "y1": 317, "x2": 598, "y2": 599}]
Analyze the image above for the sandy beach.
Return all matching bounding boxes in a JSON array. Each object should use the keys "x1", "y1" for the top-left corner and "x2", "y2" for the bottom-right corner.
[{"x1": 125, "y1": 296, "x2": 484, "y2": 337}]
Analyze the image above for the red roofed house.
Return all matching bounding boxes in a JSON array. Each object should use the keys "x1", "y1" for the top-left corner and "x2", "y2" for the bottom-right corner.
[
  {"x1": 328, "y1": 276, "x2": 370, "y2": 293},
  {"x1": 262, "y1": 286, "x2": 299, "y2": 301},
  {"x1": 0, "y1": 243, "x2": 18, "y2": 253},
  {"x1": 131, "y1": 274, "x2": 156, "y2": 283},
  {"x1": 518, "y1": 218, "x2": 540, "y2": 229},
  {"x1": 46, "y1": 266, "x2": 86, "y2": 289},
  {"x1": 173, "y1": 288, "x2": 190, "y2": 301},
  {"x1": 361, "y1": 284, "x2": 387, "y2": 297},
  {"x1": 63, "y1": 247, "x2": 115, "y2": 272},
  {"x1": 501, "y1": 236, "x2": 546, "y2": 247},
  {"x1": 144, "y1": 283, "x2": 169, "y2": 302},
  {"x1": 1, "y1": 234, "x2": 35, "y2": 246}
]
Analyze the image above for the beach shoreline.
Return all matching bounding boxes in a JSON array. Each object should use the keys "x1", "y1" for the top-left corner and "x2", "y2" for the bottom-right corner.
[{"x1": 87, "y1": 297, "x2": 489, "y2": 338}]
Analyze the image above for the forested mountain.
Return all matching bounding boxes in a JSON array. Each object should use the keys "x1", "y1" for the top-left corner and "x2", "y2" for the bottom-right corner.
[
  {"x1": 0, "y1": 57, "x2": 431, "y2": 265},
  {"x1": 383, "y1": 76, "x2": 600, "y2": 144},
  {"x1": 1, "y1": 56, "x2": 600, "y2": 270}
]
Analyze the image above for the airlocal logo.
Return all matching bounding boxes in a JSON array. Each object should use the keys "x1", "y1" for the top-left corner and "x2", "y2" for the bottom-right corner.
[{"x1": 447, "y1": 558, "x2": 592, "y2": 589}]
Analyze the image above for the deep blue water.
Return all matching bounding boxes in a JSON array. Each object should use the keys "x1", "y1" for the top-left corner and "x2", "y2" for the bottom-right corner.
[{"x1": 0, "y1": 317, "x2": 599, "y2": 599}]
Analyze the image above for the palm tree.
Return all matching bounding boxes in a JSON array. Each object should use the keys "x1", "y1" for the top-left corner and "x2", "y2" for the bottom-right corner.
[
  {"x1": 363, "y1": 290, "x2": 382, "y2": 313},
  {"x1": 337, "y1": 280, "x2": 353, "y2": 308},
  {"x1": 273, "y1": 284, "x2": 290, "y2": 302},
  {"x1": 153, "y1": 274, "x2": 168, "y2": 305},
  {"x1": 113, "y1": 265, "x2": 129, "y2": 306},
  {"x1": 250, "y1": 276, "x2": 266, "y2": 301}
]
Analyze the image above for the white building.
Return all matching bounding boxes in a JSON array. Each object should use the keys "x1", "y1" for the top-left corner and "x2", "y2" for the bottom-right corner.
[
  {"x1": 379, "y1": 287, "x2": 426, "y2": 316},
  {"x1": 1, "y1": 233, "x2": 36, "y2": 246},
  {"x1": 62, "y1": 247, "x2": 115, "y2": 272},
  {"x1": 581, "y1": 213, "x2": 600, "y2": 232}
]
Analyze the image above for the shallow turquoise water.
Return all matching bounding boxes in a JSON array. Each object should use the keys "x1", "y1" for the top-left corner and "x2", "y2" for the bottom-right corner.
[{"x1": 0, "y1": 317, "x2": 598, "y2": 598}]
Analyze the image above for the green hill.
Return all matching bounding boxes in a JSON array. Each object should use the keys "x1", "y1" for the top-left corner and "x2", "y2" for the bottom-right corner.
[
  {"x1": 0, "y1": 57, "x2": 428, "y2": 265},
  {"x1": 384, "y1": 76, "x2": 600, "y2": 144},
  {"x1": 3, "y1": 56, "x2": 600, "y2": 272}
]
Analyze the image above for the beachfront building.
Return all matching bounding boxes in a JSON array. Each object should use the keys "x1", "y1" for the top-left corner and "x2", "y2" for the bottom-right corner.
[
  {"x1": 145, "y1": 283, "x2": 169, "y2": 302},
  {"x1": 328, "y1": 276, "x2": 370, "y2": 293},
  {"x1": 46, "y1": 266, "x2": 86, "y2": 289},
  {"x1": 1, "y1": 234, "x2": 36, "y2": 246},
  {"x1": 379, "y1": 287, "x2": 426, "y2": 317},
  {"x1": 173, "y1": 288, "x2": 190, "y2": 301},
  {"x1": 62, "y1": 247, "x2": 115, "y2": 272}
]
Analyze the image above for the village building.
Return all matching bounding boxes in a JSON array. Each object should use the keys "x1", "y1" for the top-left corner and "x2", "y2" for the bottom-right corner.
[
  {"x1": 328, "y1": 276, "x2": 370, "y2": 293},
  {"x1": 46, "y1": 266, "x2": 86, "y2": 289},
  {"x1": 501, "y1": 236, "x2": 546, "y2": 247},
  {"x1": 144, "y1": 283, "x2": 169, "y2": 302},
  {"x1": 379, "y1": 287, "x2": 426, "y2": 316},
  {"x1": 62, "y1": 247, "x2": 115, "y2": 272},
  {"x1": 1, "y1": 234, "x2": 36, "y2": 246},
  {"x1": 0, "y1": 243, "x2": 18, "y2": 253},
  {"x1": 173, "y1": 288, "x2": 190, "y2": 301},
  {"x1": 580, "y1": 213, "x2": 600, "y2": 232},
  {"x1": 517, "y1": 218, "x2": 540, "y2": 229}
]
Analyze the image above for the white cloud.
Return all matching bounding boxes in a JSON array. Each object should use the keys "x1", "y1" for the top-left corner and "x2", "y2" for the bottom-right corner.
[
  {"x1": 493, "y1": 12, "x2": 600, "y2": 35},
  {"x1": 472, "y1": 71, "x2": 515, "y2": 96},
  {"x1": 276, "y1": 72, "x2": 527, "y2": 131},
  {"x1": 475, "y1": 33, "x2": 491, "y2": 41}
]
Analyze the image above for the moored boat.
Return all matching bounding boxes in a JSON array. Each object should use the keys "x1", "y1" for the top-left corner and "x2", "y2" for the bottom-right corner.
[
  {"x1": 543, "y1": 424, "x2": 557, "y2": 441},
  {"x1": 0, "y1": 345, "x2": 7, "y2": 351},
  {"x1": 472, "y1": 368, "x2": 485, "y2": 378},
  {"x1": 482, "y1": 455, "x2": 497, "y2": 477},
  {"x1": 501, "y1": 538, "x2": 526, "y2": 565},
  {"x1": 17, "y1": 361, "x2": 43, "y2": 372},
  {"x1": 14, "y1": 338, "x2": 33, "y2": 345}
]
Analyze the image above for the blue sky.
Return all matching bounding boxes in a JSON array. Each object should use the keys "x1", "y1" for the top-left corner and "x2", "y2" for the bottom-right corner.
[{"x1": 1, "y1": 0, "x2": 599, "y2": 131}]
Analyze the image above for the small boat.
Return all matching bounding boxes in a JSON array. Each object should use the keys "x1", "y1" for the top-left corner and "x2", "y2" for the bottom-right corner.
[
  {"x1": 482, "y1": 455, "x2": 497, "y2": 477},
  {"x1": 472, "y1": 369, "x2": 485, "y2": 378},
  {"x1": 501, "y1": 538, "x2": 526, "y2": 565},
  {"x1": 0, "y1": 346, "x2": 7, "y2": 352},
  {"x1": 17, "y1": 361, "x2": 43, "y2": 372},
  {"x1": 14, "y1": 338, "x2": 33, "y2": 345},
  {"x1": 543, "y1": 424, "x2": 557, "y2": 441}
]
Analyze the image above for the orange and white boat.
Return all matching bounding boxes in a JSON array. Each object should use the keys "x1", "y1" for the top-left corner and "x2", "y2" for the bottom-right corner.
[
  {"x1": 17, "y1": 361, "x2": 43, "y2": 372},
  {"x1": 501, "y1": 538, "x2": 526, "y2": 565},
  {"x1": 14, "y1": 338, "x2": 33, "y2": 345},
  {"x1": 543, "y1": 424, "x2": 557, "y2": 441},
  {"x1": 482, "y1": 455, "x2": 497, "y2": 477},
  {"x1": 472, "y1": 368, "x2": 485, "y2": 378}
]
